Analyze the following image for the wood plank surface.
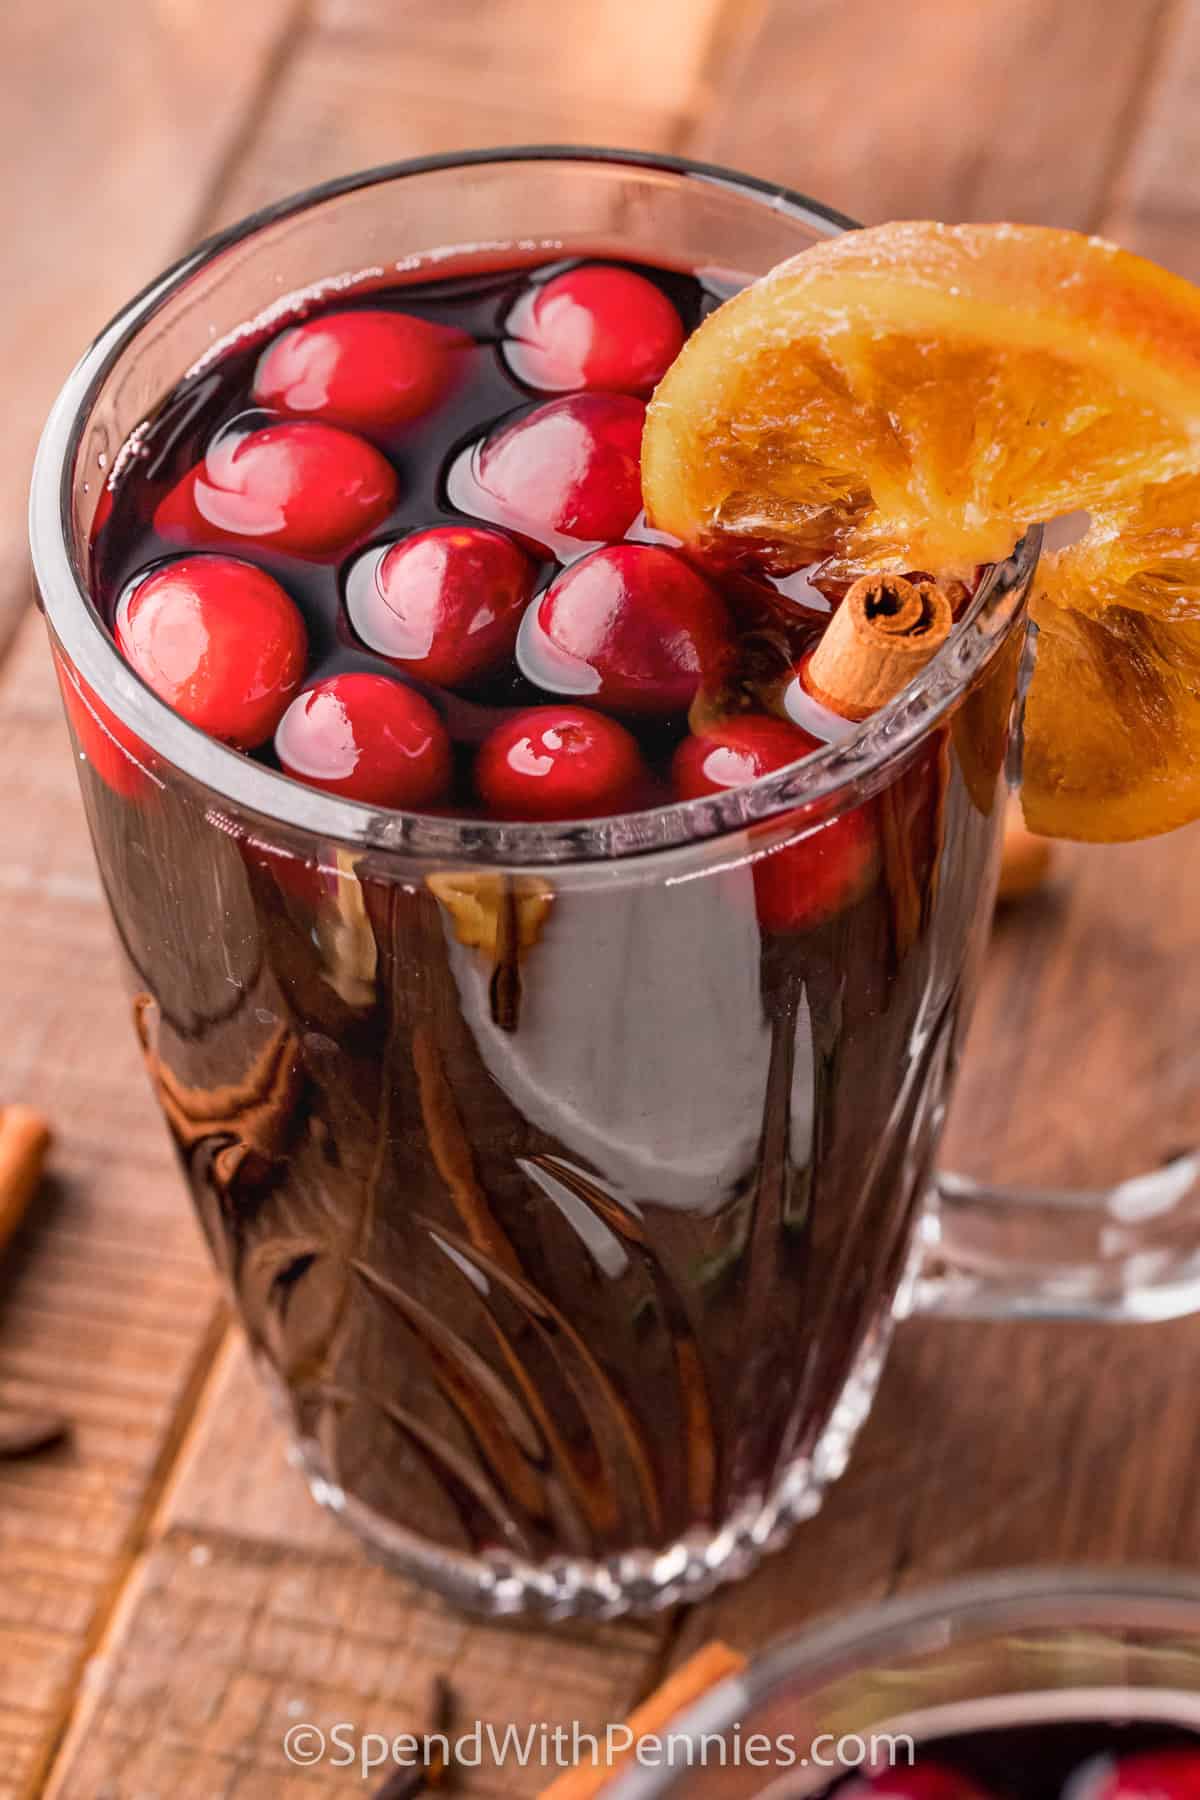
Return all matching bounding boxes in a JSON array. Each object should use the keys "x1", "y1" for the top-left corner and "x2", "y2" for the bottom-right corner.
[
  {"x1": 1105, "y1": 0, "x2": 1200, "y2": 276},
  {"x1": 43, "y1": 1339, "x2": 669, "y2": 1796},
  {"x1": 209, "y1": 0, "x2": 731, "y2": 231},
  {"x1": 4, "y1": 0, "x2": 1200, "y2": 1794},
  {"x1": 0, "y1": 0, "x2": 304, "y2": 661},
  {"x1": 697, "y1": 0, "x2": 1172, "y2": 228},
  {"x1": 47, "y1": 1527, "x2": 656, "y2": 1799},
  {"x1": 313, "y1": 0, "x2": 737, "y2": 132}
]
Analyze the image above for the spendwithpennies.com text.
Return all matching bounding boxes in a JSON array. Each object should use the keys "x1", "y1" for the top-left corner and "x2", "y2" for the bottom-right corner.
[{"x1": 282, "y1": 1717, "x2": 917, "y2": 1781}]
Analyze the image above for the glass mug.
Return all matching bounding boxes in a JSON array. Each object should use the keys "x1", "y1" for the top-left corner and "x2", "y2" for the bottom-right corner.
[
  {"x1": 605, "y1": 1569, "x2": 1200, "y2": 1796},
  {"x1": 29, "y1": 151, "x2": 1200, "y2": 1620}
]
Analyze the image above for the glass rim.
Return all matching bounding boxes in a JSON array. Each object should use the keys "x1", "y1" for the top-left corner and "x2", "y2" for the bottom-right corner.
[
  {"x1": 29, "y1": 144, "x2": 1038, "y2": 868},
  {"x1": 608, "y1": 1566, "x2": 1200, "y2": 1796}
]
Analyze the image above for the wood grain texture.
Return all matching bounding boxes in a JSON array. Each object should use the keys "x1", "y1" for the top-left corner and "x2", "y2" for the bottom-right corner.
[
  {"x1": 949, "y1": 830, "x2": 1200, "y2": 1187},
  {"x1": 1106, "y1": 0, "x2": 1200, "y2": 276},
  {"x1": 677, "y1": 1305, "x2": 1200, "y2": 1654},
  {"x1": 695, "y1": 0, "x2": 1171, "y2": 228},
  {"x1": 313, "y1": 0, "x2": 735, "y2": 125},
  {"x1": 45, "y1": 1526, "x2": 662, "y2": 1798},
  {"x1": 209, "y1": 0, "x2": 735, "y2": 230},
  {"x1": 0, "y1": 0, "x2": 304, "y2": 664}
]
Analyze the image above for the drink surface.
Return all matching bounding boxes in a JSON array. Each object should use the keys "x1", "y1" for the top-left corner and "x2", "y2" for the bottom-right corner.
[
  {"x1": 68, "y1": 253, "x2": 1020, "y2": 1606},
  {"x1": 90, "y1": 255, "x2": 855, "y2": 826}
]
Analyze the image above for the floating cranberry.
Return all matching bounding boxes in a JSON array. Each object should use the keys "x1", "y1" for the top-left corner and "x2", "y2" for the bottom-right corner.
[
  {"x1": 253, "y1": 309, "x2": 470, "y2": 433},
  {"x1": 674, "y1": 714, "x2": 876, "y2": 932},
  {"x1": 1085, "y1": 1749, "x2": 1200, "y2": 1800},
  {"x1": 476, "y1": 705, "x2": 646, "y2": 821},
  {"x1": 155, "y1": 421, "x2": 398, "y2": 557},
  {"x1": 506, "y1": 264, "x2": 684, "y2": 393},
  {"x1": 470, "y1": 394, "x2": 645, "y2": 546},
  {"x1": 114, "y1": 556, "x2": 307, "y2": 749},
  {"x1": 54, "y1": 652, "x2": 154, "y2": 801},
  {"x1": 346, "y1": 525, "x2": 534, "y2": 686},
  {"x1": 275, "y1": 673, "x2": 451, "y2": 808},
  {"x1": 673, "y1": 715, "x2": 823, "y2": 795},
  {"x1": 522, "y1": 544, "x2": 730, "y2": 716},
  {"x1": 838, "y1": 1764, "x2": 995, "y2": 1800}
]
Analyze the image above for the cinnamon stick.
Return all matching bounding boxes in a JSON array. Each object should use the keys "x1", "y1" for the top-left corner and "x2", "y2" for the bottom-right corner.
[
  {"x1": 0, "y1": 1105, "x2": 52, "y2": 1257},
  {"x1": 804, "y1": 573, "x2": 953, "y2": 720},
  {"x1": 538, "y1": 1642, "x2": 746, "y2": 1798}
]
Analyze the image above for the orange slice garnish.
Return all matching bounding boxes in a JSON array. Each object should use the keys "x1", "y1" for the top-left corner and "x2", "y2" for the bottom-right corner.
[{"x1": 641, "y1": 222, "x2": 1200, "y2": 840}]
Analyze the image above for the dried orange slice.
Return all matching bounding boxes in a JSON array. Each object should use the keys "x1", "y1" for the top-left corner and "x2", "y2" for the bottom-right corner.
[
  {"x1": 1023, "y1": 474, "x2": 1200, "y2": 838},
  {"x1": 641, "y1": 222, "x2": 1200, "y2": 840}
]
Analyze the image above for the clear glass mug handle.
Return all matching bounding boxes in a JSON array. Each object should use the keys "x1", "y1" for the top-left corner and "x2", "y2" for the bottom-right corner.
[
  {"x1": 901, "y1": 588, "x2": 1200, "y2": 1327},
  {"x1": 909, "y1": 1151, "x2": 1200, "y2": 1323}
]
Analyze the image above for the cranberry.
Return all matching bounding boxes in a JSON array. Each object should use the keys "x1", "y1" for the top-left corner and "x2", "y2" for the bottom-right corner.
[
  {"x1": 470, "y1": 394, "x2": 645, "y2": 547},
  {"x1": 275, "y1": 673, "x2": 451, "y2": 808},
  {"x1": 674, "y1": 715, "x2": 823, "y2": 795},
  {"x1": 54, "y1": 652, "x2": 154, "y2": 800},
  {"x1": 1084, "y1": 1749, "x2": 1200, "y2": 1800},
  {"x1": 155, "y1": 421, "x2": 398, "y2": 557},
  {"x1": 506, "y1": 264, "x2": 684, "y2": 393},
  {"x1": 253, "y1": 309, "x2": 470, "y2": 433},
  {"x1": 346, "y1": 525, "x2": 534, "y2": 686},
  {"x1": 114, "y1": 556, "x2": 307, "y2": 749},
  {"x1": 673, "y1": 714, "x2": 876, "y2": 932},
  {"x1": 475, "y1": 705, "x2": 646, "y2": 821},
  {"x1": 521, "y1": 544, "x2": 730, "y2": 716},
  {"x1": 839, "y1": 1764, "x2": 994, "y2": 1800}
]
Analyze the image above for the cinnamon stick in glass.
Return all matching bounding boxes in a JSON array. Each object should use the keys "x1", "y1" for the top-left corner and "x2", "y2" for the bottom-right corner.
[{"x1": 804, "y1": 572, "x2": 953, "y2": 720}]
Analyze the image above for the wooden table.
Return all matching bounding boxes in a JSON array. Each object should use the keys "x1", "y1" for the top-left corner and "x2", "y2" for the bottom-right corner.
[{"x1": 5, "y1": 1, "x2": 1200, "y2": 1793}]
